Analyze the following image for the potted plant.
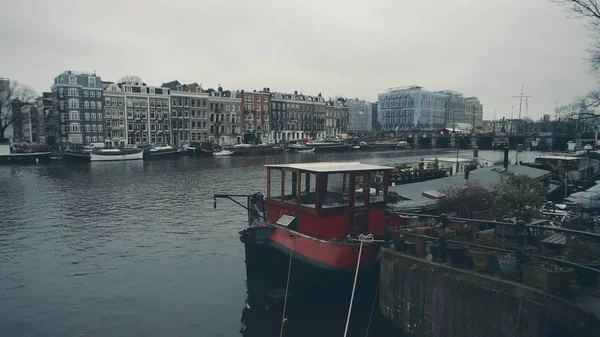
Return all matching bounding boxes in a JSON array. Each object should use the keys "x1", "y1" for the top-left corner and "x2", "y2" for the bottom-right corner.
[
  {"x1": 497, "y1": 252, "x2": 518, "y2": 277},
  {"x1": 394, "y1": 236, "x2": 406, "y2": 252},
  {"x1": 469, "y1": 248, "x2": 497, "y2": 272},
  {"x1": 565, "y1": 239, "x2": 600, "y2": 287},
  {"x1": 447, "y1": 244, "x2": 468, "y2": 267},
  {"x1": 428, "y1": 241, "x2": 442, "y2": 261},
  {"x1": 522, "y1": 261, "x2": 574, "y2": 293},
  {"x1": 405, "y1": 240, "x2": 416, "y2": 255},
  {"x1": 413, "y1": 237, "x2": 427, "y2": 256}
]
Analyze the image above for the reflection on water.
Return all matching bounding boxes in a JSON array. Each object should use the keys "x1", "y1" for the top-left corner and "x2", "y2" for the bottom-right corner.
[{"x1": 0, "y1": 149, "x2": 543, "y2": 336}]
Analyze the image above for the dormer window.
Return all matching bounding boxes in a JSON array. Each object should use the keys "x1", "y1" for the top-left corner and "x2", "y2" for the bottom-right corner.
[
  {"x1": 176, "y1": 85, "x2": 182, "y2": 91},
  {"x1": 88, "y1": 77, "x2": 96, "y2": 87},
  {"x1": 68, "y1": 75, "x2": 77, "y2": 84}
]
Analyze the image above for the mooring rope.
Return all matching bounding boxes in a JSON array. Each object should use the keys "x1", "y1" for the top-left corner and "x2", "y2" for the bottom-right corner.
[
  {"x1": 280, "y1": 235, "x2": 295, "y2": 337},
  {"x1": 364, "y1": 283, "x2": 379, "y2": 337},
  {"x1": 343, "y1": 233, "x2": 374, "y2": 337}
]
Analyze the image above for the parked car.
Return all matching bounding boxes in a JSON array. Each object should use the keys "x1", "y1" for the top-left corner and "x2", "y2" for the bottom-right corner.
[{"x1": 563, "y1": 191, "x2": 600, "y2": 212}]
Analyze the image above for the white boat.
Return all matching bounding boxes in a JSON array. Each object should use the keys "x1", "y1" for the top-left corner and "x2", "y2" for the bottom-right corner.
[
  {"x1": 90, "y1": 148, "x2": 144, "y2": 161},
  {"x1": 213, "y1": 150, "x2": 233, "y2": 157}
]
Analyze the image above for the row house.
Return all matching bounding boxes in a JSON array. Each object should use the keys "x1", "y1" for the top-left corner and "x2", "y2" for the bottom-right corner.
[
  {"x1": 34, "y1": 92, "x2": 52, "y2": 143},
  {"x1": 270, "y1": 90, "x2": 326, "y2": 143},
  {"x1": 325, "y1": 99, "x2": 349, "y2": 137},
  {"x1": 162, "y1": 81, "x2": 241, "y2": 145},
  {"x1": 103, "y1": 82, "x2": 171, "y2": 146},
  {"x1": 240, "y1": 88, "x2": 270, "y2": 144},
  {"x1": 50, "y1": 71, "x2": 104, "y2": 146}
]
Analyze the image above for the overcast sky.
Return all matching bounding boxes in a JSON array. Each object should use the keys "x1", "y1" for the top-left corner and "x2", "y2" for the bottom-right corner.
[{"x1": 1, "y1": 0, "x2": 598, "y2": 120}]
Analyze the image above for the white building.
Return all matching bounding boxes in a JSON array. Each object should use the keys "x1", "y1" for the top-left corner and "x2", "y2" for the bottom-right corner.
[
  {"x1": 378, "y1": 86, "x2": 447, "y2": 131},
  {"x1": 346, "y1": 99, "x2": 374, "y2": 133}
]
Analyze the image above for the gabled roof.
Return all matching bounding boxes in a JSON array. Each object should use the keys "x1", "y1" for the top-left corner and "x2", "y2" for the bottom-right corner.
[{"x1": 186, "y1": 83, "x2": 203, "y2": 92}]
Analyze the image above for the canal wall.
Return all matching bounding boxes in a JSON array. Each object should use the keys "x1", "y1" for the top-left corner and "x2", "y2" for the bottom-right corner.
[{"x1": 379, "y1": 248, "x2": 600, "y2": 337}]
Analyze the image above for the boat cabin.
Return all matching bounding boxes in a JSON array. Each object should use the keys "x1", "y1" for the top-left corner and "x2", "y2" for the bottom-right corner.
[{"x1": 265, "y1": 162, "x2": 393, "y2": 240}]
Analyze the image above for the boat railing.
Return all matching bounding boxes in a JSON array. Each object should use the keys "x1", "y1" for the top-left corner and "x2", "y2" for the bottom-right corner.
[{"x1": 214, "y1": 193, "x2": 266, "y2": 225}]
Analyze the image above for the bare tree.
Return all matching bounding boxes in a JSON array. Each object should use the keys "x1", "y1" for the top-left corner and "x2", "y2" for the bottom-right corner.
[
  {"x1": 0, "y1": 79, "x2": 37, "y2": 141},
  {"x1": 118, "y1": 75, "x2": 144, "y2": 85},
  {"x1": 553, "y1": 1, "x2": 600, "y2": 70}
]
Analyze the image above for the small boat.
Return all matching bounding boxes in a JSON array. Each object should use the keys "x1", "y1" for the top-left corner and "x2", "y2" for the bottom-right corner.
[
  {"x1": 229, "y1": 144, "x2": 285, "y2": 156},
  {"x1": 144, "y1": 145, "x2": 180, "y2": 159},
  {"x1": 186, "y1": 141, "x2": 216, "y2": 158},
  {"x1": 216, "y1": 162, "x2": 393, "y2": 298},
  {"x1": 296, "y1": 148, "x2": 315, "y2": 153},
  {"x1": 213, "y1": 149, "x2": 233, "y2": 157},
  {"x1": 90, "y1": 148, "x2": 144, "y2": 161}
]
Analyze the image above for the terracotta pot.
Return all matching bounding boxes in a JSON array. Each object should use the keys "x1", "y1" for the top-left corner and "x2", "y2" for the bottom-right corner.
[
  {"x1": 469, "y1": 248, "x2": 497, "y2": 272},
  {"x1": 413, "y1": 237, "x2": 427, "y2": 256}
]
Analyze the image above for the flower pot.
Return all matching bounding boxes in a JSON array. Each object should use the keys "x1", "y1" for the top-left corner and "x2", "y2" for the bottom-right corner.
[
  {"x1": 393, "y1": 237, "x2": 406, "y2": 252},
  {"x1": 413, "y1": 237, "x2": 427, "y2": 256},
  {"x1": 428, "y1": 242, "x2": 442, "y2": 261},
  {"x1": 447, "y1": 244, "x2": 468, "y2": 267},
  {"x1": 469, "y1": 248, "x2": 497, "y2": 272},
  {"x1": 405, "y1": 241, "x2": 416, "y2": 255},
  {"x1": 497, "y1": 253, "x2": 517, "y2": 276},
  {"x1": 522, "y1": 262, "x2": 574, "y2": 293}
]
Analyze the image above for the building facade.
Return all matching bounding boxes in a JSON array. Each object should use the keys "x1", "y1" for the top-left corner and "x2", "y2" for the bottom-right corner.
[
  {"x1": 378, "y1": 86, "x2": 447, "y2": 131},
  {"x1": 206, "y1": 87, "x2": 241, "y2": 145},
  {"x1": 378, "y1": 86, "x2": 483, "y2": 132},
  {"x1": 34, "y1": 92, "x2": 52, "y2": 143},
  {"x1": 270, "y1": 90, "x2": 326, "y2": 142},
  {"x1": 19, "y1": 103, "x2": 33, "y2": 141},
  {"x1": 50, "y1": 71, "x2": 104, "y2": 146},
  {"x1": 103, "y1": 81, "x2": 171, "y2": 146},
  {"x1": 324, "y1": 99, "x2": 348, "y2": 137},
  {"x1": 346, "y1": 99, "x2": 374, "y2": 134},
  {"x1": 241, "y1": 89, "x2": 271, "y2": 144}
]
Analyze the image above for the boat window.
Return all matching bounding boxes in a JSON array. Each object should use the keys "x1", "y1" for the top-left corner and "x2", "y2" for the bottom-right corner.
[
  {"x1": 269, "y1": 169, "x2": 282, "y2": 200},
  {"x1": 354, "y1": 175, "x2": 366, "y2": 206},
  {"x1": 370, "y1": 171, "x2": 385, "y2": 203},
  {"x1": 300, "y1": 173, "x2": 317, "y2": 208},
  {"x1": 323, "y1": 173, "x2": 349, "y2": 208},
  {"x1": 284, "y1": 170, "x2": 298, "y2": 203}
]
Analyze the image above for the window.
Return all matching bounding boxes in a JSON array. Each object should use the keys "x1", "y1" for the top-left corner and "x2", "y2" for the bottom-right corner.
[
  {"x1": 354, "y1": 174, "x2": 367, "y2": 207},
  {"x1": 92, "y1": 136, "x2": 97, "y2": 142},
  {"x1": 98, "y1": 136, "x2": 103, "y2": 142},
  {"x1": 88, "y1": 77, "x2": 96, "y2": 87},
  {"x1": 97, "y1": 101, "x2": 102, "y2": 109},
  {"x1": 128, "y1": 122, "x2": 133, "y2": 131},
  {"x1": 84, "y1": 101, "x2": 90, "y2": 109},
  {"x1": 141, "y1": 100, "x2": 147, "y2": 108},
  {"x1": 202, "y1": 100, "x2": 207, "y2": 107},
  {"x1": 324, "y1": 173, "x2": 349, "y2": 208},
  {"x1": 284, "y1": 170, "x2": 298, "y2": 203},
  {"x1": 127, "y1": 109, "x2": 133, "y2": 118},
  {"x1": 191, "y1": 110, "x2": 196, "y2": 118},
  {"x1": 68, "y1": 75, "x2": 77, "y2": 84},
  {"x1": 98, "y1": 125, "x2": 103, "y2": 132},
  {"x1": 300, "y1": 173, "x2": 317, "y2": 207},
  {"x1": 70, "y1": 123, "x2": 80, "y2": 132},
  {"x1": 269, "y1": 169, "x2": 282, "y2": 200},
  {"x1": 91, "y1": 113, "x2": 96, "y2": 121},
  {"x1": 91, "y1": 125, "x2": 97, "y2": 132},
  {"x1": 83, "y1": 91, "x2": 89, "y2": 97},
  {"x1": 90, "y1": 101, "x2": 96, "y2": 109},
  {"x1": 86, "y1": 136, "x2": 91, "y2": 143},
  {"x1": 69, "y1": 111, "x2": 80, "y2": 120},
  {"x1": 59, "y1": 101, "x2": 65, "y2": 110},
  {"x1": 150, "y1": 111, "x2": 155, "y2": 119},
  {"x1": 85, "y1": 124, "x2": 91, "y2": 132},
  {"x1": 118, "y1": 98, "x2": 124, "y2": 106},
  {"x1": 84, "y1": 113, "x2": 90, "y2": 120},
  {"x1": 151, "y1": 123, "x2": 155, "y2": 131},
  {"x1": 172, "y1": 98, "x2": 177, "y2": 107}
]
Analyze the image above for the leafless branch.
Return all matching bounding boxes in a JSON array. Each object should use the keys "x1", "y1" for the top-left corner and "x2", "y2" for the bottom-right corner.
[
  {"x1": 0, "y1": 79, "x2": 37, "y2": 140},
  {"x1": 119, "y1": 75, "x2": 144, "y2": 85}
]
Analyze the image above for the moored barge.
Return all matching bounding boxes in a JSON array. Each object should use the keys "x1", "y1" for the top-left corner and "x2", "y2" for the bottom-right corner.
[{"x1": 217, "y1": 162, "x2": 393, "y2": 297}]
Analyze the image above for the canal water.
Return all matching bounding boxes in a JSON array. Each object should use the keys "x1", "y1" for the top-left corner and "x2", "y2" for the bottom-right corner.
[{"x1": 0, "y1": 149, "x2": 543, "y2": 337}]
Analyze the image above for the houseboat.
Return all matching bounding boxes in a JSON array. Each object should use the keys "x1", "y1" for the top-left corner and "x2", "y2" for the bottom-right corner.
[
  {"x1": 185, "y1": 141, "x2": 215, "y2": 158},
  {"x1": 62, "y1": 150, "x2": 91, "y2": 163},
  {"x1": 0, "y1": 143, "x2": 51, "y2": 165},
  {"x1": 288, "y1": 140, "x2": 351, "y2": 153},
  {"x1": 89, "y1": 148, "x2": 144, "y2": 161},
  {"x1": 144, "y1": 145, "x2": 181, "y2": 159},
  {"x1": 217, "y1": 162, "x2": 393, "y2": 296},
  {"x1": 522, "y1": 154, "x2": 600, "y2": 190},
  {"x1": 227, "y1": 143, "x2": 285, "y2": 156},
  {"x1": 359, "y1": 139, "x2": 409, "y2": 151}
]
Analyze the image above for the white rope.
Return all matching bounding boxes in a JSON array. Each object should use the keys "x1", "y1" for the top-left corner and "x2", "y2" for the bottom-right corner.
[
  {"x1": 280, "y1": 236, "x2": 295, "y2": 337},
  {"x1": 343, "y1": 233, "x2": 374, "y2": 337}
]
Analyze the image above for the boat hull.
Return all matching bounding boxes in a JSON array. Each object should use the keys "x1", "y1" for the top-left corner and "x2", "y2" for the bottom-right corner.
[
  {"x1": 144, "y1": 149, "x2": 181, "y2": 159},
  {"x1": 90, "y1": 150, "x2": 144, "y2": 161},
  {"x1": 0, "y1": 152, "x2": 51, "y2": 165},
  {"x1": 231, "y1": 146, "x2": 284, "y2": 156},
  {"x1": 242, "y1": 225, "x2": 380, "y2": 298},
  {"x1": 62, "y1": 152, "x2": 91, "y2": 163}
]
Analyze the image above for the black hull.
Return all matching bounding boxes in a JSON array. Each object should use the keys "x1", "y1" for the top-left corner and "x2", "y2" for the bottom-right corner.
[
  {"x1": 63, "y1": 152, "x2": 91, "y2": 163},
  {"x1": 242, "y1": 232, "x2": 378, "y2": 301},
  {"x1": 0, "y1": 152, "x2": 51, "y2": 165},
  {"x1": 187, "y1": 148, "x2": 213, "y2": 158},
  {"x1": 144, "y1": 149, "x2": 181, "y2": 159}
]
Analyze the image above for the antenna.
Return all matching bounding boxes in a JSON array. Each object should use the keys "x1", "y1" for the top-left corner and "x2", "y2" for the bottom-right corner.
[
  {"x1": 555, "y1": 100, "x2": 558, "y2": 121},
  {"x1": 512, "y1": 85, "x2": 532, "y2": 120}
]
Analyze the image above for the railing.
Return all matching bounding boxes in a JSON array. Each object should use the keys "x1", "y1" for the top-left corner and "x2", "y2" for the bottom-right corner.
[{"x1": 386, "y1": 211, "x2": 600, "y2": 278}]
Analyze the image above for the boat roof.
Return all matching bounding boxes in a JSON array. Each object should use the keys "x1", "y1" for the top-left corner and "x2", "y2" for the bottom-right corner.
[
  {"x1": 537, "y1": 156, "x2": 579, "y2": 161},
  {"x1": 265, "y1": 162, "x2": 393, "y2": 173}
]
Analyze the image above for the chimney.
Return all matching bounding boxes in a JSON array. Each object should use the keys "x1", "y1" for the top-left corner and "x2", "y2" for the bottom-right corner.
[
  {"x1": 294, "y1": 90, "x2": 298, "y2": 95},
  {"x1": 503, "y1": 147, "x2": 509, "y2": 169}
]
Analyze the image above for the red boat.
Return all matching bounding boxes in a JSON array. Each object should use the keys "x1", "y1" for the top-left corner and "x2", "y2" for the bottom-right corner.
[{"x1": 217, "y1": 162, "x2": 393, "y2": 297}]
